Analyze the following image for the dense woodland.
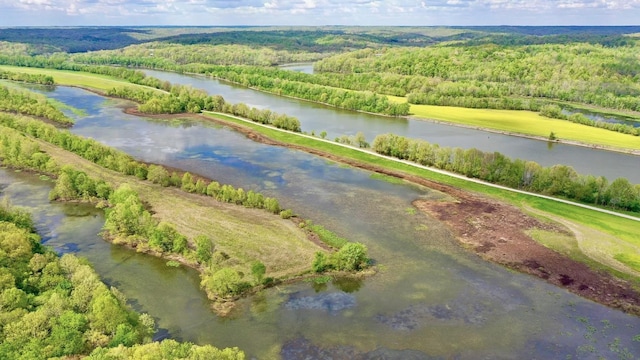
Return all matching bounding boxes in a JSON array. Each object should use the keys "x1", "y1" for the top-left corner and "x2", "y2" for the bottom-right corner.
[
  {"x1": 0, "y1": 200, "x2": 245, "y2": 359},
  {"x1": 314, "y1": 43, "x2": 640, "y2": 110},
  {"x1": 0, "y1": 201, "x2": 154, "y2": 358}
]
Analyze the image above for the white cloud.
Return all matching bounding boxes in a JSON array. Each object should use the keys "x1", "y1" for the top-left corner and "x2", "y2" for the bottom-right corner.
[{"x1": 0, "y1": 0, "x2": 638, "y2": 25}]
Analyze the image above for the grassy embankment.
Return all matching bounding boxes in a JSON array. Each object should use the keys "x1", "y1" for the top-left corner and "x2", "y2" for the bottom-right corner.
[
  {"x1": 203, "y1": 112, "x2": 640, "y2": 283},
  {"x1": 388, "y1": 95, "x2": 640, "y2": 152},
  {"x1": 6, "y1": 65, "x2": 638, "y2": 282}
]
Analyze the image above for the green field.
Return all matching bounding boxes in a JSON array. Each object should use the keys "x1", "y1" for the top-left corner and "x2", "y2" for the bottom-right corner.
[
  {"x1": 387, "y1": 95, "x2": 640, "y2": 152},
  {"x1": 0, "y1": 65, "x2": 159, "y2": 92}
]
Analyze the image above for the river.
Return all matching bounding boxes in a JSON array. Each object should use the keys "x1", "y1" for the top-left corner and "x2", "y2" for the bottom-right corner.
[
  {"x1": 141, "y1": 69, "x2": 640, "y2": 184},
  {"x1": 2, "y1": 84, "x2": 639, "y2": 359}
]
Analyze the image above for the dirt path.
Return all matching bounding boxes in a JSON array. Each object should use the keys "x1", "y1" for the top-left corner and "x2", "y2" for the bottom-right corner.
[
  {"x1": 524, "y1": 205, "x2": 640, "y2": 278},
  {"x1": 125, "y1": 109, "x2": 640, "y2": 315}
]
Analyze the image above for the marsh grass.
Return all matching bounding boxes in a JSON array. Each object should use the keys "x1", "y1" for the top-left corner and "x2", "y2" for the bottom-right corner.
[{"x1": 47, "y1": 97, "x2": 88, "y2": 117}]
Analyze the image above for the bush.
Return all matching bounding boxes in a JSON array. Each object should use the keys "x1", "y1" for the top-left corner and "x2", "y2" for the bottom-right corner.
[
  {"x1": 335, "y1": 243, "x2": 368, "y2": 271},
  {"x1": 203, "y1": 268, "x2": 246, "y2": 298},
  {"x1": 279, "y1": 209, "x2": 293, "y2": 219}
]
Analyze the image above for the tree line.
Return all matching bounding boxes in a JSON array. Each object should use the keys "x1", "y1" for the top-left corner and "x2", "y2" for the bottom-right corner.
[
  {"x1": 0, "y1": 83, "x2": 73, "y2": 125},
  {"x1": 0, "y1": 70, "x2": 54, "y2": 85},
  {"x1": 372, "y1": 133, "x2": 640, "y2": 212},
  {"x1": 202, "y1": 65, "x2": 410, "y2": 116},
  {"x1": 106, "y1": 85, "x2": 302, "y2": 132},
  {"x1": 72, "y1": 42, "x2": 327, "y2": 67}
]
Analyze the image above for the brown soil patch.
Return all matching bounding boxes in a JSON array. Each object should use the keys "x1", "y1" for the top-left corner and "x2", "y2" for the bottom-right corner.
[
  {"x1": 123, "y1": 107, "x2": 640, "y2": 315},
  {"x1": 413, "y1": 193, "x2": 640, "y2": 316}
]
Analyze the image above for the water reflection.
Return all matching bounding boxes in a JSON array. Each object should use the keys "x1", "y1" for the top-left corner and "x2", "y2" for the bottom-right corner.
[
  {"x1": 562, "y1": 107, "x2": 640, "y2": 128},
  {"x1": 3, "y1": 84, "x2": 640, "y2": 358}
]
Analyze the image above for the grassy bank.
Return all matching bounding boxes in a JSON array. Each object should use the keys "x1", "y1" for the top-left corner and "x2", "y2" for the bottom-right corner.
[
  {"x1": 203, "y1": 111, "x2": 640, "y2": 280},
  {"x1": 386, "y1": 95, "x2": 640, "y2": 152}
]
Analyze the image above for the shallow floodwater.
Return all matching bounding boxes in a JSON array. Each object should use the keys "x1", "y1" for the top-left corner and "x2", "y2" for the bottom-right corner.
[
  {"x1": 142, "y1": 69, "x2": 640, "y2": 183},
  {"x1": 5, "y1": 85, "x2": 640, "y2": 359},
  {"x1": 278, "y1": 63, "x2": 315, "y2": 74},
  {"x1": 562, "y1": 107, "x2": 640, "y2": 128}
]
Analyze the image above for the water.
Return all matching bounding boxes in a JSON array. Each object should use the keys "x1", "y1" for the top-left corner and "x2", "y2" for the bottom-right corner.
[
  {"x1": 3, "y1": 85, "x2": 639, "y2": 358},
  {"x1": 141, "y1": 69, "x2": 640, "y2": 183},
  {"x1": 562, "y1": 107, "x2": 640, "y2": 128},
  {"x1": 278, "y1": 63, "x2": 315, "y2": 74}
]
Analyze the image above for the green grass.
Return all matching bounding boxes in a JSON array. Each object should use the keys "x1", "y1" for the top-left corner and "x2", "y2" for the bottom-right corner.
[
  {"x1": 46, "y1": 97, "x2": 88, "y2": 117},
  {"x1": 615, "y1": 253, "x2": 640, "y2": 273},
  {"x1": 387, "y1": 95, "x2": 640, "y2": 151},
  {"x1": 307, "y1": 223, "x2": 348, "y2": 249},
  {"x1": 369, "y1": 172, "x2": 406, "y2": 185},
  {"x1": 0, "y1": 65, "x2": 158, "y2": 92}
]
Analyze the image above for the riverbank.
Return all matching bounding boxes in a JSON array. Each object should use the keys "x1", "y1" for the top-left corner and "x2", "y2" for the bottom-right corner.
[{"x1": 148, "y1": 109, "x2": 640, "y2": 315}]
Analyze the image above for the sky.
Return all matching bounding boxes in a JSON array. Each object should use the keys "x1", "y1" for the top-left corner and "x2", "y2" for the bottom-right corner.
[{"x1": 0, "y1": 0, "x2": 639, "y2": 27}]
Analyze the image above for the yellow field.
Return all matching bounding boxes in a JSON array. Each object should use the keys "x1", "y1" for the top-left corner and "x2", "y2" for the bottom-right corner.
[
  {"x1": 388, "y1": 95, "x2": 640, "y2": 151},
  {"x1": 0, "y1": 65, "x2": 159, "y2": 92}
]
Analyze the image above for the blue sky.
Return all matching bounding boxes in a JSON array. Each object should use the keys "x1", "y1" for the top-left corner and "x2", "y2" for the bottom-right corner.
[{"x1": 0, "y1": 0, "x2": 638, "y2": 26}]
